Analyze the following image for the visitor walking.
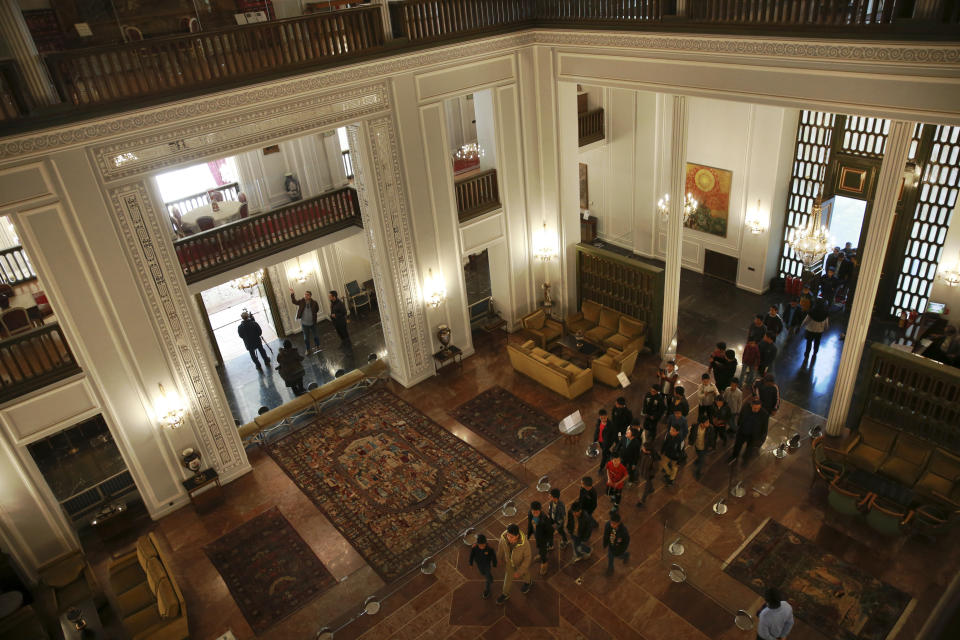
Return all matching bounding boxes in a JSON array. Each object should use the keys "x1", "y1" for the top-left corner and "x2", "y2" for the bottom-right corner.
[
  {"x1": 610, "y1": 396, "x2": 632, "y2": 436},
  {"x1": 711, "y1": 396, "x2": 732, "y2": 446},
  {"x1": 757, "y1": 587, "x2": 795, "y2": 640},
  {"x1": 665, "y1": 407, "x2": 688, "y2": 442},
  {"x1": 578, "y1": 477, "x2": 598, "y2": 518},
  {"x1": 237, "y1": 311, "x2": 270, "y2": 371},
  {"x1": 496, "y1": 524, "x2": 532, "y2": 604},
  {"x1": 289, "y1": 288, "x2": 322, "y2": 353},
  {"x1": 764, "y1": 305, "x2": 785, "y2": 338},
  {"x1": 275, "y1": 340, "x2": 306, "y2": 394},
  {"x1": 468, "y1": 534, "x2": 497, "y2": 599},
  {"x1": 754, "y1": 374, "x2": 780, "y2": 416},
  {"x1": 723, "y1": 378, "x2": 744, "y2": 435},
  {"x1": 605, "y1": 452, "x2": 628, "y2": 510},
  {"x1": 635, "y1": 440, "x2": 660, "y2": 508},
  {"x1": 659, "y1": 425, "x2": 685, "y2": 486},
  {"x1": 727, "y1": 398, "x2": 769, "y2": 464},
  {"x1": 658, "y1": 360, "x2": 679, "y2": 398},
  {"x1": 801, "y1": 301, "x2": 830, "y2": 360},
  {"x1": 546, "y1": 489, "x2": 568, "y2": 549},
  {"x1": 641, "y1": 383, "x2": 665, "y2": 443},
  {"x1": 593, "y1": 409, "x2": 618, "y2": 476},
  {"x1": 688, "y1": 414, "x2": 716, "y2": 480},
  {"x1": 526, "y1": 501, "x2": 553, "y2": 576},
  {"x1": 758, "y1": 332, "x2": 778, "y2": 377},
  {"x1": 748, "y1": 314, "x2": 767, "y2": 344},
  {"x1": 714, "y1": 349, "x2": 738, "y2": 392},
  {"x1": 619, "y1": 426, "x2": 642, "y2": 484},
  {"x1": 566, "y1": 501, "x2": 595, "y2": 562},
  {"x1": 783, "y1": 298, "x2": 804, "y2": 337},
  {"x1": 328, "y1": 290, "x2": 350, "y2": 343},
  {"x1": 695, "y1": 373, "x2": 718, "y2": 422},
  {"x1": 602, "y1": 512, "x2": 630, "y2": 576},
  {"x1": 742, "y1": 340, "x2": 760, "y2": 390}
]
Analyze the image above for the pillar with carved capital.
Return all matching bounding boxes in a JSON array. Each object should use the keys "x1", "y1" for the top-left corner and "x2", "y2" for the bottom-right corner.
[
  {"x1": 660, "y1": 95, "x2": 687, "y2": 360},
  {"x1": 825, "y1": 120, "x2": 914, "y2": 435},
  {"x1": 0, "y1": 0, "x2": 59, "y2": 107}
]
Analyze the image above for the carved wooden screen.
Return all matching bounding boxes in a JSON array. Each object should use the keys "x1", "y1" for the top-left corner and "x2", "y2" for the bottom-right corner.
[
  {"x1": 838, "y1": 116, "x2": 889, "y2": 159},
  {"x1": 779, "y1": 110, "x2": 836, "y2": 278},
  {"x1": 858, "y1": 344, "x2": 960, "y2": 452},
  {"x1": 575, "y1": 244, "x2": 664, "y2": 352},
  {"x1": 893, "y1": 124, "x2": 960, "y2": 316}
]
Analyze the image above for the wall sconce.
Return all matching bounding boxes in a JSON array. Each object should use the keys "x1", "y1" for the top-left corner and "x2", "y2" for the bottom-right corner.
[
  {"x1": 937, "y1": 250, "x2": 960, "y2": 288},
  {"x1": 657, "y1": 193, "x2": 698, "y2": 224},
  {"x1": 156, "y1": 383, "x2": 186, "y2": 429},
  {"x1": 424, "y1": 268, "x2": 446, "y2": 308},
  {"x1": 745, "y1": 200, "x2": 768, "y2": 235},
  {"x1": 533, "y1": 223, "x2": 557, "y2": 263}
]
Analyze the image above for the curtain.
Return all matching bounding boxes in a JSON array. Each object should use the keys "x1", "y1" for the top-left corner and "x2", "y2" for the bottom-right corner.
[{"x1": 207, "y1": 159, "x2": 228, "y2": 186}]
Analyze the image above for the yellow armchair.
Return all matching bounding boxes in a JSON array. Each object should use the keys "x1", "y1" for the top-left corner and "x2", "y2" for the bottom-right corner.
[
  {"x1": 591, "y1": 346, "x2": 639, "y2": 387},
  {"x1": 521, "y1": 309, "x2": 563, "y2": 349},
  {"x1": 37, "y1": 550, "x2": 102, "y2": 614},
  {"x1": 843, "y1": 418, "x2": 897, "y2": 473}
]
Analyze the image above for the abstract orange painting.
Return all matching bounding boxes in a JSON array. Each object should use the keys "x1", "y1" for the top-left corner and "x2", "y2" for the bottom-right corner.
[{"x1": 684, "y1": 162, "x2": 733, "y2": 238}]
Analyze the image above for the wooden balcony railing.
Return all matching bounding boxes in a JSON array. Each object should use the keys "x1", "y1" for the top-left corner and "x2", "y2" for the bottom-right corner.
[
  {"x1": 455, "y1": 168, "x2": 500, "y2": 223},
  {"x1": 0, "y1": 323, "x2": 81, "y2": 404},
  {"x1": 174, "y1": 186, "x2": 361, "y2": 283},
  {"x1": 688, "y1": 0, "x2": 898, "y2": 24},
  {"x1": 536, "y1": 0, "x2": 663, "y2": 22},
  {"x1": 0, "y1": 246, "x2": 37, "y2": 285},
  {"x1": 578, "y1": 108, "x2": 604, "y2": 146},
  {"x1": 164, "y1": 182, "x2": 240, "y2": 216},
  {"x1": 45, "y1": 7, "x2": 385, "y2": 107},
  {"x1": 391, "y1": 0, "x2": 535, "y2": 41}
]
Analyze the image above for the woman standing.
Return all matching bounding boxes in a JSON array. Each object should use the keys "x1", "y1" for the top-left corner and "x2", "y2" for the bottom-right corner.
[
  {"x1": 276, "y1": 340, "x2": 306, "y2": 394},
  {"x1": 801, "y1": 302, "x2": 829, "y2": 360}
]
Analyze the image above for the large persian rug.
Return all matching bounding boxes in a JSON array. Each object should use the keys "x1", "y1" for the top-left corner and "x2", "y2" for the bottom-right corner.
[
  {"x1": 450, "y1": 386, "x2": 560, "y2": 461},
  {"x1": 724, "y1": 519, "x2": 913, "y2": 640},
  {"x1": 266, "y1": 387, "x2": 524, "y2": 582},
  {"x1": 204, "y1": 507, "x2": 336, "y2": 634}
]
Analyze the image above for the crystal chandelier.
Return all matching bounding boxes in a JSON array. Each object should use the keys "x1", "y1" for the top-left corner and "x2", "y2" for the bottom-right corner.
[
  {"x1": 232, "y1": 269, "x2": 264, "y2": 291},
  {"x1": 454, "y1": 142, "x2": 485, "y2": 162},
  {"x1": 657, "y1": 193, "x2": 698, "y2": 223},
  {"x1": 938, "y1": 250, "x2": 960, "y2": 287},
  {"x1": 788, "y1": 189, "x2": 831, "y2": 268}
]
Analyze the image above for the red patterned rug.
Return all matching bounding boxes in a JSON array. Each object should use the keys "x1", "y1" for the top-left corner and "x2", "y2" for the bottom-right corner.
[
  {"x1": 266, "y1": 387, "x2": 524, "y2": 582},
  {"x1": 204, "y1": 507, "x2": 336, "y2": 634},
  {"x1": 450, "y1": 385, "x2": 560, "y2": 461}
]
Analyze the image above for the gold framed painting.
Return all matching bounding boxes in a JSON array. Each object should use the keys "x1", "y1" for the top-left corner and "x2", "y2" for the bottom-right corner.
[{"x1": 684, "y1": 163, "x2": 733, "y2": 238}]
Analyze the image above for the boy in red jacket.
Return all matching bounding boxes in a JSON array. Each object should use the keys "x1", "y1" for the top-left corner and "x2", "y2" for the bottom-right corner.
[
  {"x1": 605, "y1": 452, "x2": 628, "y2": 511},
  {"x1": 741, "y1": 339, "x2": 760, "y2": 390}
]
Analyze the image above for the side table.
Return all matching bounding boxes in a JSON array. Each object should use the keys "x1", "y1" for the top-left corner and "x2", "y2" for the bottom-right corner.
[
  {"x1": 433, "y1": 345, "x2": 463, "y2": 374},
  {"x1": 182, "y1": 468, "x2": 223, "y2": 513}
]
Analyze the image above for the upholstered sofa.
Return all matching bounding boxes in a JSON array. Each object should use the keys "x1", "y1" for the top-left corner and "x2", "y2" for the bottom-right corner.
[
  {"x1": 591, "y1": 346, "x2": 640, "y2": 387},
  {"x1": 565, "y1": 300, "x2": 646, "y2": 352},
  {"x1": 507, "y1": 340, "x2": 592, "y2": 399},
  {"x1": 843, "y1": 417, "x2": 898, "y2": 472},
  {"x1": 520, "y1": 309, "x2": 563, "y2": 349},
  {"x1": 107, "y1": 533, "x2": 188, "y2": 640}
]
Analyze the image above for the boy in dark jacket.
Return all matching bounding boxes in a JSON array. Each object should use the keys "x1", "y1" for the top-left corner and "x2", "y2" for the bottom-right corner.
[
  {"x1": 635, "y1": 440, "x2": 660, "y2": 508},
  {"x1": 468, "y1": 534, "x2": 498, "y2": 599},
  {"x1": 593, "y1": 410, "x2": 617, "y2": 475},
  {"x1": 714, "y1": 349, "x2": 738, "y2": 392},
  {"x1": 578, "y1": 477, "x2": 598, "y2": 517},
  {"x1": 659, "y1": 426, "x2": 685, "y2": 486},
  {"x1": 711, "y1": 396, "x2": 732, "y2": 447},
  {"x1": 610, "y1": 397, "x2": 633, "y2": 435},
  {"x1": 566, "y1": 501, "x2": 596, "y2": 562},
  {"x1": 547, "y1": 488, "x2": 568, "y2": 549},
  {"x1": 602, "y1": 512, "x2": 631, "y2": 576},
  {"x1": 527, "y1": 501, "x2": 554, "y2": 576},
  {"x1": 642, "y1": 383, "x2": 666, "y2": 443},
  {"x1": 619, "y1": 426, "x2": 642, "y2": 483}
]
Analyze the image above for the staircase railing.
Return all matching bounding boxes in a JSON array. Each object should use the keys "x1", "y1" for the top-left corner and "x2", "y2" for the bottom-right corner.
[
  {"x1": 173, "y1": 186, "x2": 361, "y2": 283},
  {"x1": 455, "y1": 168, "x2": 500, "y2": 223},
  {"x1": 0, "y1": 323, "x2": 81, "y2": 404}
]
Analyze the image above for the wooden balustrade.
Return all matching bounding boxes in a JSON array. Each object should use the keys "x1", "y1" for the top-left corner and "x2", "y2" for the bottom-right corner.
[
  {"x1": 536, "y1": 0, "x2": 663, "y2": 21},
  {"x1": 578, "y1": 108, "x2": 604, "y2": 146},
  {"x1": 455, "y1": 169, "x2": 500, "y2": 223},
  {"x1": 0, "y1": 323, "x2": 81, "y2": 404},
  {"x1": 393, "y1": 0, "x2": 534, "y2": 41},
  {"x1": 0, "y1": 246, "x2": 37, "y2": 285},
  {"x1": 688, "y1": 0, "x2": 898, "y2": 24},
  {"x1": 45, "y1": 7, "x2": 385, "y2": 107},
  {"x1": 174, "y1": 186, "x2": 361, "y2": 283},
  {"x1": 164, "y1": 182, "x2": 240, "y2": 217}
]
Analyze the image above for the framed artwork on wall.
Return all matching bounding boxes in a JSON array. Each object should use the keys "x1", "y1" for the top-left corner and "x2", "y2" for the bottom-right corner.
[
  {"x1": 579, "y1": 163, "x2": 589, "y2": 211},
  {"x1": 684, "y1": 162, "x2": 733, "y2": 238}
]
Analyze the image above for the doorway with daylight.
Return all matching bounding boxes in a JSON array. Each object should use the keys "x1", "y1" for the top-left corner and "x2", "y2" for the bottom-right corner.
[
  {"x1": 827, "y1": 195, "x2": 868, "y2": 255},
  {"x1": 199, "y1": 273, "x2": 278, "y2": 366}
]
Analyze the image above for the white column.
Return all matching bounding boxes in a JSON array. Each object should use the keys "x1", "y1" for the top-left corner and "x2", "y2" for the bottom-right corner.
[
  {"x1": 660, "y1": 95, "x2": 687, "y2": 359},
  {"x1": 0, "y1": 0, "x2": 59, "y2": 107},
  {"x1": 825, "y1": 120, "x2": 914, "y2": 435}
]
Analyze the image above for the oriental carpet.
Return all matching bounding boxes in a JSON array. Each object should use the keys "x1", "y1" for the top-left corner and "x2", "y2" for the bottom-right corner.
[
  {"x1": 204, "y1": 507, "x2": 336, "y2": 634},
  {"x1": 266, "y1": 387, "x2": 524, "y2": 582},
  {"x1": 724, "y1": 519, "x2": 913, "y2": 640},
  {"x1": 450, "y1": 385, "x2": 560, "y2": 461}
]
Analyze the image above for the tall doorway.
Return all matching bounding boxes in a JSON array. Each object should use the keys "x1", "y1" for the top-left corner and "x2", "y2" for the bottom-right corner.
[
  {"x1": 199, "y1": 274, "x2": 278, "y2": 365},
  {"x1": 827, "y1": 195, "x2": 868, "y2": 253}
]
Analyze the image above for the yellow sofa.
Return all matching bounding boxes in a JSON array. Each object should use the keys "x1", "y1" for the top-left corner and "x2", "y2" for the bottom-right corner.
[
  {"x1": 591, "y1": 346, "x2": 640, "y2": 387},
  {"x1": 843, "y1": 417, "x2": 898, "y2": 472},
  {"x1": 520, "y1": 309, "x2": 563, "y2": 349},
  {"x1": 107, "y1": 533, "x2": 188, "y2": 640},
  {"x1": 565, "y1": 300, "x2": 646, "y2": 352},
  {"x1": 507, "y1": 340, "x2": 592, "y2": 399}
]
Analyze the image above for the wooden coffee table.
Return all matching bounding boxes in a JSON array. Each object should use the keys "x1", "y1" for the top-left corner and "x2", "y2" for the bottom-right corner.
[
  {"x1": 549, "y1": 335, "x2": 602, "y2": 369},
  {"x1": 60, "y1": 598, "x2": 104, "y2": 639}
]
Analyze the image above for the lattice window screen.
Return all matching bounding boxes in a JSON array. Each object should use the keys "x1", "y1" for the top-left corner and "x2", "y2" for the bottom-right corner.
[
  {"x1": 908, "y1": 123, "x2": 924, "y2": 163},
  {"x1": 779, "y1": 110, "x2": 836, "y2": 278},
  {"x1": 840, "y1": 116, "x2": 889, "y2": 159},
  {"x1": 893, "y1": 125, "x2": 960, "y2": 316}
]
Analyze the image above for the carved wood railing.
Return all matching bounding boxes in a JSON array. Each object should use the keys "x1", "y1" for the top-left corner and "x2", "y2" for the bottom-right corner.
[
  {"x1": 392, "y1": 0, "x2": 535, "y2": 41},
  {"x1": 173, "y1": 186, "x2": 361, "y2": 283},
  {"x1": 536, "y1": 0, "x2": 663, "y2": 22},
  {"x1": 45, "y1": 7, "x2": 385, "y2": 107},
  {"x1": 0, "y1": 323, "x2": 81, "y2": 404},
  {"x1": 163, "y1": 182, "x2": 241, "y2": 216},
  {"x1": 0, "y1": 246, "x2": 37, "y2": 285},
  {"x1": 455, "y1": 169, "x2": 500, "y2": 223},
  {"x1": 578, "y1": 108, "x2": 604, "y2": 146},
  {"x1": 687, "y1": 0, "x2": 898, "y2": 24}
]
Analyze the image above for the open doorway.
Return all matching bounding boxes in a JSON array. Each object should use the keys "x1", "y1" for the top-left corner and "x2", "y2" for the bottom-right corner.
[
  {"x1": 200, "y1": 274, "x2": 278, "y2": 364},
  {"x1": 828, "y1": 195, "x2": 867, "y2": 253}
]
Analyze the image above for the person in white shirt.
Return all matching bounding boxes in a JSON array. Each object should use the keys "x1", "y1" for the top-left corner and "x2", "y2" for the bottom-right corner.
[
  {"x1": 696, "y1": 373, "x2": 719, "y2": 421},
  {"x1": 757, "y1": 587, "x2": 794, "y2": 640},
  {"x1": 723, "y1": 378, "x2": 744, "y2": 434}
]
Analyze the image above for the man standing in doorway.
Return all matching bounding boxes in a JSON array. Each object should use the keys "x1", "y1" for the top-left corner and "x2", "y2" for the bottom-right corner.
[
  {"x1": 329, "y1": 290, "x2": 350, "y2": 344},
  {"x1": 237, "y1": 311, "x2": 269, "y2": 372},
  {"x1": 289, "y1": 288, "x2": 322, "y2": 353}
]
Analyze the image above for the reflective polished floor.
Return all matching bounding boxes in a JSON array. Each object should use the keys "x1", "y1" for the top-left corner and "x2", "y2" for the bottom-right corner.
[{"x1": 85, "y1": 326, "x2": 958, "y2": 640}]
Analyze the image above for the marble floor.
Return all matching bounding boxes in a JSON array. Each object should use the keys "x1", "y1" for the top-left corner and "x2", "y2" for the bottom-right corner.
[{"x1": 86, "y1": 329, "x2": 958, "y2": 640}]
